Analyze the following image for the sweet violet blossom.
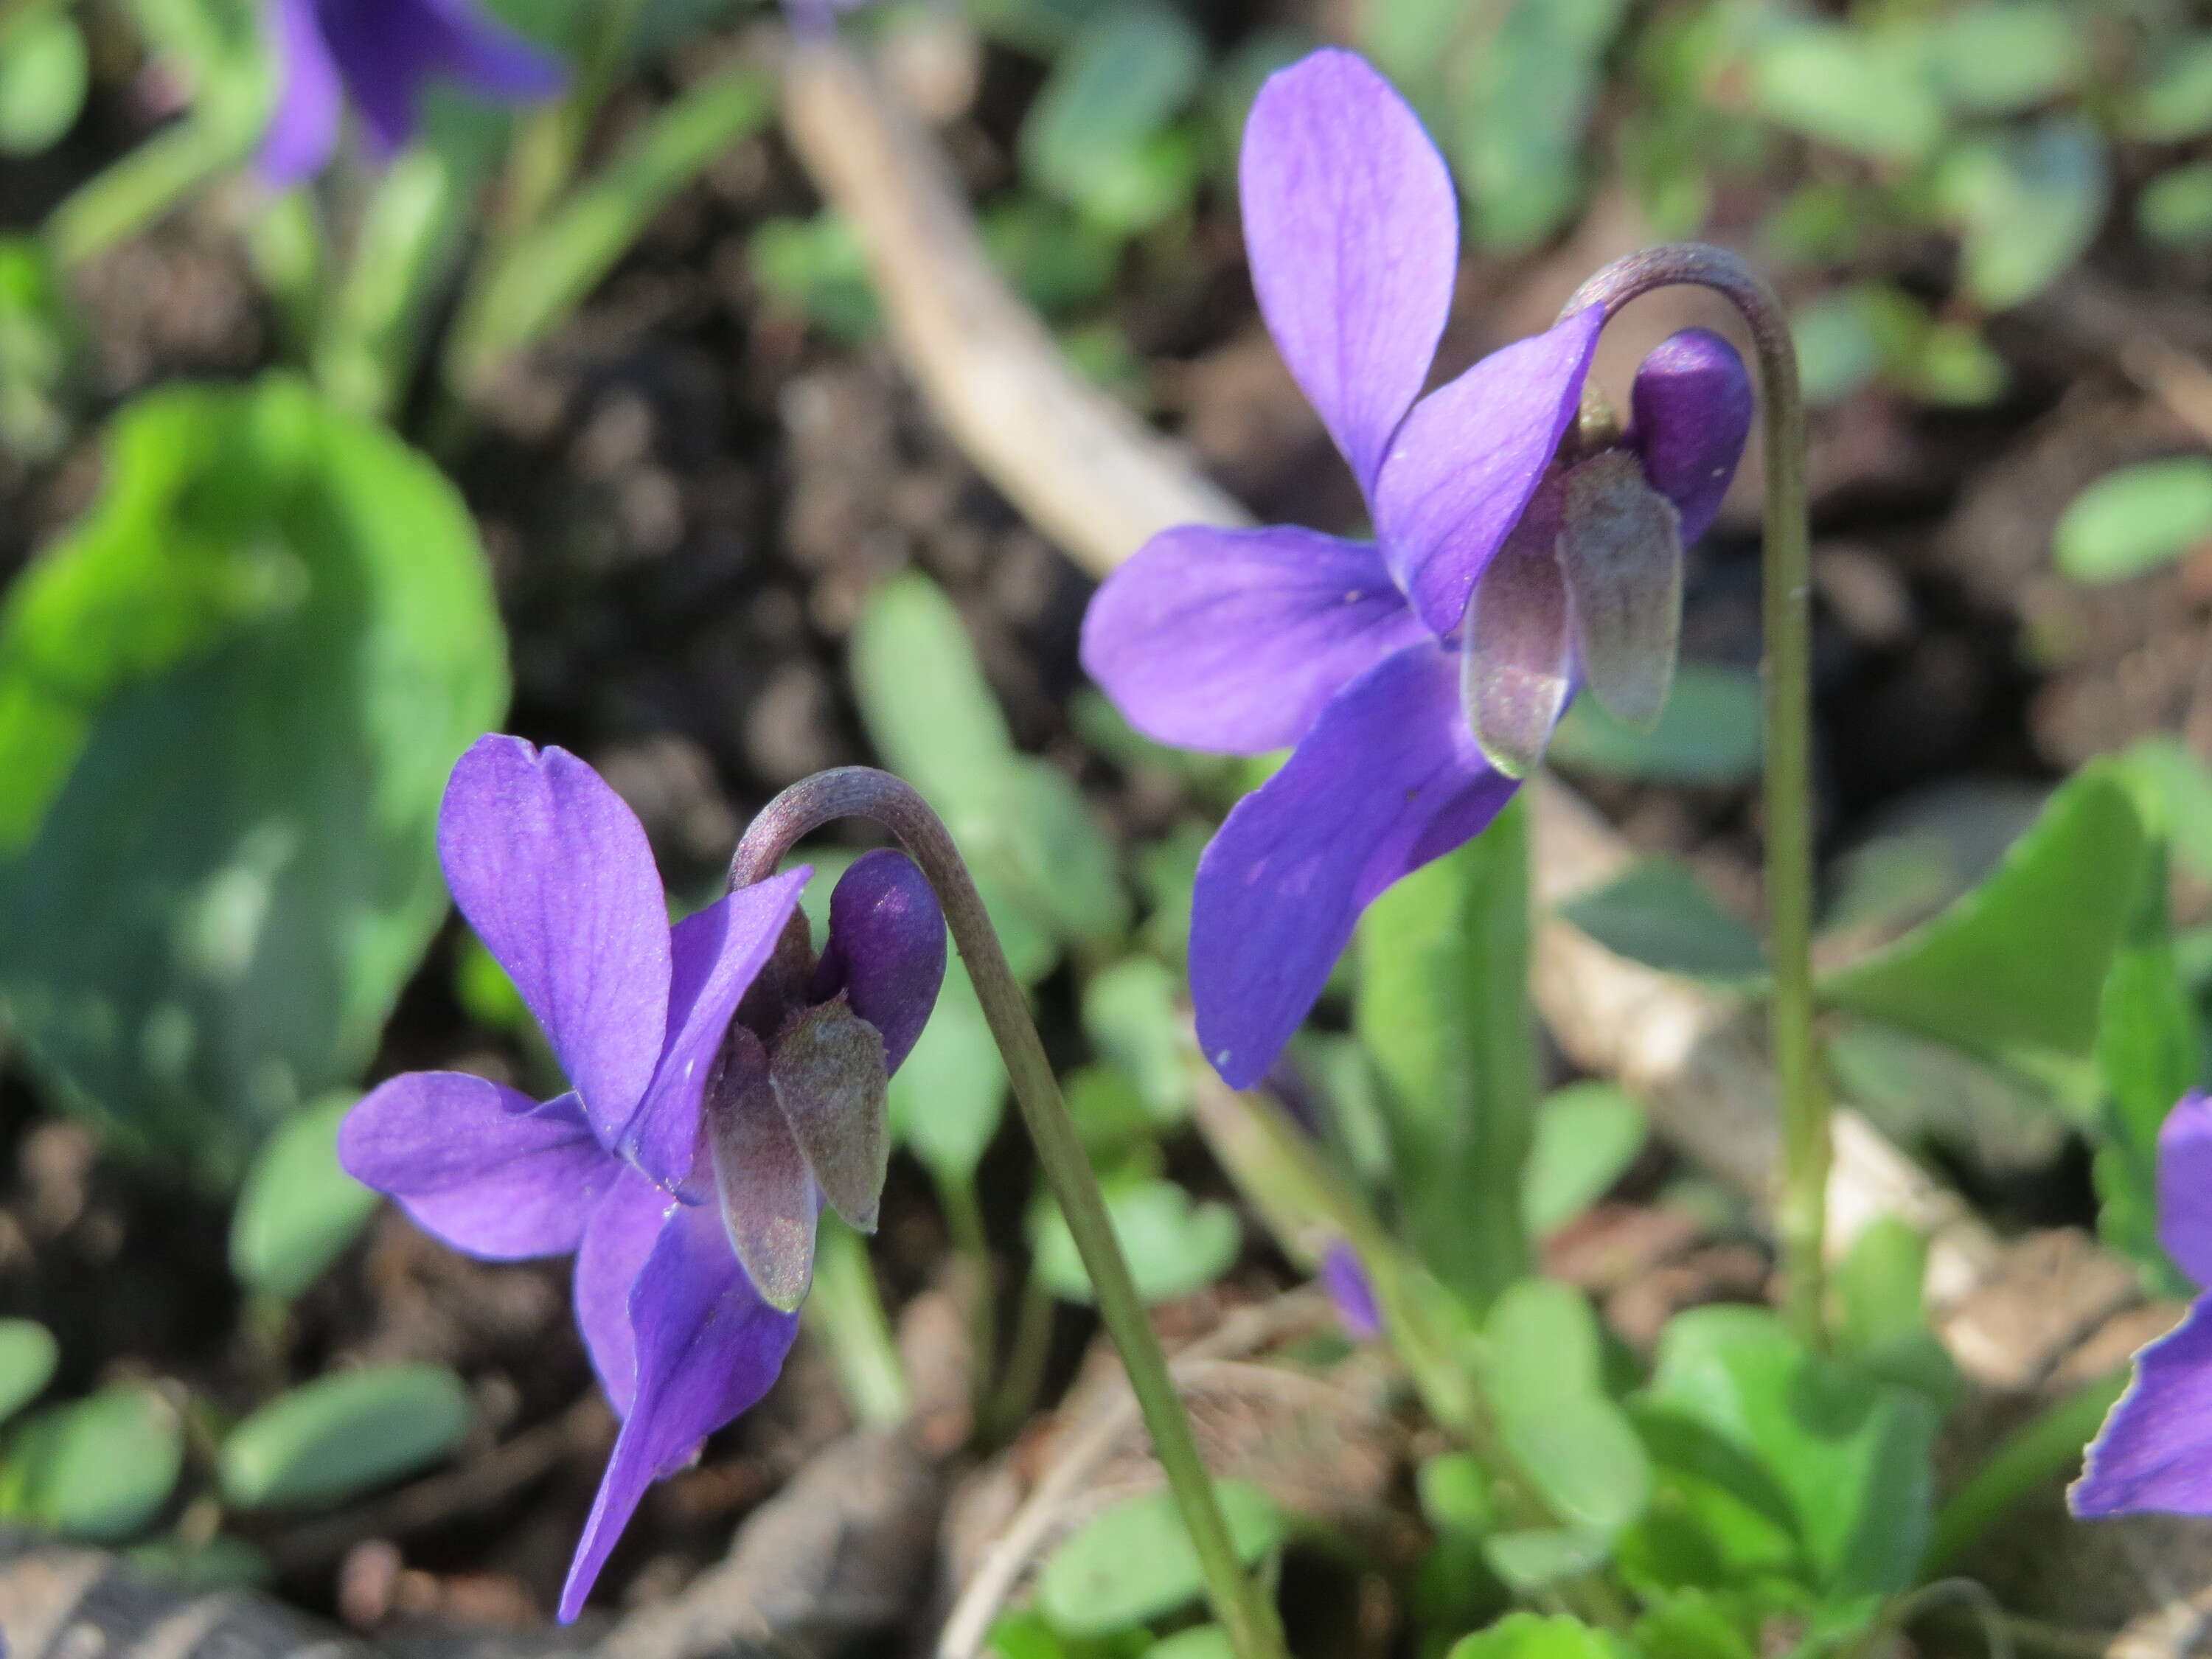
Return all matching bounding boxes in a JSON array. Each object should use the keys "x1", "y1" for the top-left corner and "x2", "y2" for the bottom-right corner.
[
  {"x1": 1080, "y1": 49, "x2": 1753, "y2": 1088},
  {"x1": 260, "y1": 0, "x2": 566, "y2": 184},
  {"x1": 2073, "y1": 1090, "x2": 2212, "y2": 1516},
  {"x1": 338, "y1": 735, "x2": 944, "y2": 1620}
]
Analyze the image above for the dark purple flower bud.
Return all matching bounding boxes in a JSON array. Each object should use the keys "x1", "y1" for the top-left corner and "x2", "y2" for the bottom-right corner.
[
  {"x1": 811, "y1": 849, "x2": 947, "y2": 1072},
  {"x1": 1321, "y1": 1241, "x2": 1382, "y2": 1342},
  {"x1": 1629, "y1": 327, "x2": 1754, "y2": 547}
]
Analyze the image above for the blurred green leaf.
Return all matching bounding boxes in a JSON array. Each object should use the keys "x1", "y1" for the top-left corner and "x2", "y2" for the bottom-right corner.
[
  {"x1": 1, "y1": 1384, "x2": 183, "y2": 1541},
  {"x1": 1419, "y1": 1448, "x2": 1496, "y2": 1537},
  {"x1": 0, "y1": 233, "x2": 74, "y2": 459},
  {"x1": 1833, "y1": 1217, "x2": 1959, "y2": 1410},
  {"x1": 1938, "y1": 118, "x2": 2107, "y2": 311},
  {"x1": 981, "y1": 200, "x2": 1121, "y2": 316},
  {"x1": 453, "y1": 932, "x2": 531, "y2": 1033},
  {"x1": 1144, "y1": 1627, "x2": 1233, "y2": 1659},
  {"x1": 2054, "y1": 458, "x2": 2212, "y2": 585},
  {"x1": 1036, "y1": 1480, "x2": 1284, "y2": 1637},
  {"x1": 1630, "y1": 1593, "x2": 1761, "y2": 1659},
  {"x1": 2122, "y1": 735, "x2": 2212, "y2": 880},
  {"x1": 1826, "y1": 1019, "x2": 2068, "y2": 1177},
  {"x1": 1484, "y1": 1280, "x2": 1652, "y2": 1541},
  {"x1": 1448, "y1": 0, "x2": 1625, "y2": 252},
  {"x1": 1789, "y1": 289, "x2": 1885, "y2": 408},
  {"x1": 1638, "y1": 1306, "x2": 1936, "y2": 1598},
  {"x1": 219, "y1": 1363, "x2": 470, "y2": 1511},
  {"x1": 127, "y1": 1534, "x2": 274, "y2": 1589},
  {"x1": 1523, "y1": 1082, "x2": 1647, "y2": 1238},
  {"x1": 1449, "y1": 1612, "x2": 1621, "y2": 1659},
  {"x1": 316, "y1": 149, "x2": 478, "y2": 419},
  {"x1": 229, "y1": 1091, "x2": 380, "y2": 1301},
  {"x1": 887, "y1": 954, "x2": 1006, "y2": 1180},
  {"x1": 1082, "y1": 956, "x2": 1189, "y2": 1125},
  {"x1": 1031, "y1": 1177, "x2": 1239, "y2": 1307},
  {"x1": 751, "y1": 212, "x2": 882, "y2": 345},
  {"x1": 2126, "y1": 34, "x2": 2212, "y2": 142},
  {"x1": 1749, "y1": 23, "x2": 1944, "y2": 165},
  {"x1": 1925, "y1": 3, "x2": 2080, "y2": 115},
  {"x1": 0, "y1": 10, "x2": 86, "y2": 156},
  {"x1": 0, "y1": 1320, "x2": 56, "y2": 1426},
  {"x1": 1558, "y1": 860, "x2": 1770, "y2": 987},
  {"x1": 984, "y1": 759, "x2": 1130, "y2": 951},
  {"x1": 0, "y1": 378, "x2": 508, "y2": 1184},
  {"x1": 1063, "y1": 1063, "x2": 1156, "y2": 1157},
  {"x1": 1820, "y1": 765, "x2": 2146, "y2": 1068},
  {"x1": 2139, "y1": 161, "x2": 2212, "y2": 249},
  {"x1": 1357, "y1": 797, "x2": 1537, "y2": 1310},
  {"x1": 1551, "y1": 663, "x2": 1762, "y2": 785},
  {"x1": 1020, "y1": 7, "x2": 1205, "y2": 232}
]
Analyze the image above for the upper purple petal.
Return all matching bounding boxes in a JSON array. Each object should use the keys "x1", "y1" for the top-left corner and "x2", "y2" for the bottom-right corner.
[
  {"x1": 1373, "y1": 308, "x2": 1604, "y2": 639},
  {"x1": 1191, "y1": 641, "x2": 1516, "y2": 1088},
  {"x1": 2160, "y1": 1091, "x2": 2212, "y2": 1290},
  {"x1": 1239, "y1": 49, "x2": 1460, "y2": 500},
  {"x1": 417, "y1": 0, "x2": 567, "y2": 100},
  {"x1": 312, "y1": 0, "x2": 443, "y2": 154},
  {"x1": 260, "y1": 0, "x2": 345, "y2": 183},
  {"x1": 1629, "y1": 327, "x2": 1754, "y2": 547},
  {"x1": 572, "y1": 1166, "x2": 679, "y2": 1420},
  {"x1": 1080, "y1": 524, "x2": 1430, "y2": 756},
  {"x1": 338, "y1": 1075, "x2": 612, "y2": 1260},
  {"x1": 619, "y1": 870, "x2": 813, "y2": 1190},
  {"x1": 2073, "y1": 1297, "x2": 2212, "y2": 1516},
  {"x1": 811, "y1": 850, "x2": 947, "y2": 1074},
  {"x1": 559, "y1": 1199, "x2": 802, "y2": 1622},
  {"x1": 439, "y1": 736, "x2": 673, "y2": 1150}
]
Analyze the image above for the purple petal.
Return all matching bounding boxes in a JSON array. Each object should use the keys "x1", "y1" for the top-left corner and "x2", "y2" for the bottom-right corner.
[
  {"x1": 439, "y1": 735, "x2": 672, "y2": 1150},
  {"x1": 573, "y1": 1167, "x2": 679, "y2": 1419},
  {"x1": 1628, "y1": 328, "x2": 1753, "y2": 546},
  {"x1": 257, "y1": 0, "x2": 344, "y2": 184},
  {"x1": 1374, "y1": 308, "x2": 1604, "y2": 639},
  {"x1": 1081, "y1": 524, "x2": 1430, "y2": 756},
  {"x1": 2073, "y1": 1298, "x2": 2212, "y2": 1516},
  {"x1": 339, "y1": 1076, "x2": 611, "y2": 1260},
  {"x1": 2160, "y1": 1091, "x2": 2212, "y2": 1290},
  {"x1": 560, "y1": 1200, "x2": 802, "y2": 1622},
  {"x1": 620, "y1": 870, "x2": 812, "y2": 1190},
  {"x1": 313, "y1": 0, "x2": 443, "y2": 155},
  {"x1": 811, "y1": 849, "x2": 947, "y2": 1073},
  {"x1": 417, "y1": 0, "x2": 566, "y2": 100},
  {"x1": 1192, "y1": 642, "x2": 1517, "y2": 1088},
  {"x1": 1239, "y1": 49, "x2": 1460, "y2": 498},
  {"x1": 1321, "y1": 1242, "x2": 1382, "y2": 1342}
]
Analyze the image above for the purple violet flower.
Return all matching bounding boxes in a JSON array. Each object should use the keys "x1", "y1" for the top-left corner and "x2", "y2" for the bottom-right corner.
[
  {"x1": 1320, "y1": 1241, "x2": 1382, "y2": 1343},
  {"x1": 2073, "y1": 1090, "x2": 2212, "y2": 1517},
  {"x1": 1079, "y1": 49, "x2": 1753, "y2": 1088},
  {"x1": 260, "y1": 0, "x2": 566, "y2": 185},
  {"x1": 338, "y1": 735, "x2": 945, "y2": 1621}
]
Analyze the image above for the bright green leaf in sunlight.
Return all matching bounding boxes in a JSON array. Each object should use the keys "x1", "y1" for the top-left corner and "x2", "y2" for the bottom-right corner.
[
  {"x1": 1030, "y1": 1177, "x2": 1240, "y2": 1307},
  {"x1": 1749, "y1": 23, "x2": 1944, "y2": 166},
  {"x1": 1557, "y1": 860, "x2": 1770, "y2": 987},
  {"x1": 1448, "y1": 0, "x2": 1626, "y2": 253},
  {"x1": 219, "y1": 1363, "x2": 470, "y2": 1512},
  {"x1": 229, "y1": 1091, "x2": 381, "y2": 1301},
  {"x1": 888, "y1": 955, "x2": 1006, "y2": 1181},
  {"x1": 0, "y1": 1383, "x2": 183, "y2": 1541},
  {"x1": 2054, "y1": 458, "x2": 2212, "y2": 587},
  {"x1": 1523, "y1": 1082, "x2": 1648, "y2": 1238},
  {"x1": 1938, "y1": 118, "x2": 2107, "y2": 312},
  {"x1": 0, "y1": 377, "x2": 509, "y2": 1185},
  {"x1": 1449, "y1": 1613, "x2": 1624, "y2": 1659},
  {"x1": 1924, "y1": 3, "x2": 2079, "y2": 116},
  {"x1": 1020, "y1": 7, "x2": 1205, "y2": 232},
  {"x1": 1081, "y1": 956, "x2": 1191, "y2": 1126},
  {"x1": 0, "y1": 1320, "x2": 56, "y2": 1426},
  {"x1": 2140, "y1": 162, "x2": 2212, "y2": 251},
  {"x1": 0, "y1": 10, "x2": 88, "y2": 156},
  {"x1": 1037, "y1": 1480, "x2": 1284, "y2": 1637},
  {"x1": 1819, "y1": 764, "x2": 2146, "y2": 1071},
  {"x1": 1482, "y1": 1280, "x2": 1652, "y2": 1542}
]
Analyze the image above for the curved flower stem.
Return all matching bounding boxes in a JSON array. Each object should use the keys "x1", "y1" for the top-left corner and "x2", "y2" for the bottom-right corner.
[
  {"x1": 1561, "y1": 243, "x2": 1827, "y2": 1348},
  {"x1": 732, "y1": 768, "x2": 1290, "y2": 1659}
]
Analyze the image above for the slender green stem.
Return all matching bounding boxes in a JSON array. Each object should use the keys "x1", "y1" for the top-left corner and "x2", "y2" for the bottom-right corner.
[
  {"x1": 807, "y1": 1214, "x2": 909, "y2": 1429},
  {"x1": 732, "y1": 769, "x2": 1290, "y2": 1659},
  {"x1": 985, "y1": 1267, "x2": 1057, "y2": 1446},
  {"x1": 1560, "y1": 243, "x2": 1826, "y2": 1347},
  {"x1": 935, "y1": 1164, "x2": 999, "y2": 1425}
]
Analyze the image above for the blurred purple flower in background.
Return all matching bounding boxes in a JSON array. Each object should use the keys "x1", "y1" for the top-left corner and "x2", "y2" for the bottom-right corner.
[
  {"x1": 339, "y1": 736, "x2": 944, "y2": 1621},
  {"x1": 1320, "y1": 1241, "x2": 1382, "y2": 1343},
  {"x1": 260, "y1": 0, "x2": 565, "y2": 184},
  {"x1": 1080, "y1": 49, "x2": 1752, "y2": 1089},
  {"x1": 2073, "y1": 1090, "x2": 2212, "y2": 1516}
]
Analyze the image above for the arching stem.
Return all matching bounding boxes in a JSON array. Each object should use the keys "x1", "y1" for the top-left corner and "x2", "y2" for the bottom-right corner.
[
  {"x1": 1561, "y1": 243, "x2": 1827, "y2": 1347},
  {"x1": 732, "y1": 768, "x2": 1290, "y2": 1659}
]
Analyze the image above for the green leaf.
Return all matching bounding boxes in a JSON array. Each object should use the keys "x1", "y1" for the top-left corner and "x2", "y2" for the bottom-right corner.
[
  {"x1": 1448, "y1": 1612, "x2": 1623, "y2": 1659},
  {"x1": 1144, "y1": 1628, "x2": 1233, "y2": 1659},
  {"x1": 1788, "y1": 290, "x2": 1885, "y2": 408},
  {"x1": 981, "y1": 759, "x2": 1130, "y2": 952},
  {"x1": 1036, "y1": 1480, "x2": 1284, "y2": 1637},
  {"x1": 0, "y1": 232, "x2": 74, "y2": 460},
  {"x1": 887, "y1": 954, "x2": 1006, "y2": 1180},
  {"x1": 0, "y1": 378, "x2": 508, "y2": 1184},
  {"x1": 2126, "y1": 34, "x2": 2212, "y2": 142},
  {"x1": 0, "y1": 1320, "x2": 57, "y2": 1425},
  {"x1": 1820, "y1": 765, "x2": 2146, "y2": 1069},
  {"x1": 981, "y1": 201, "x2": 1121, "y2": 318},
  {"x1": 1020, "y1": 7, "x2": 1205, "y2": 231},
  {"x1": 1925, "y1": 3, "x2": 2080, "y2": 115},
  {"x1": 229, "y1": 1091, "x2": 380, "y2": 1300},
  {"x1": 1557, "y1": 860, "x2": 1769, "y2": 987},
  {"x1": 1549, "y1": 663, "x2": 1762, "y2": 785},
  {"x1": 1357, "y1": 796, "x2": 1537, "y2": 1309},
  {"x1": 219, "y1": 1363, "x2": 470, "y2": 1511},
  {"x1": 1938, "y1": 118, "x2": 2107, "y2": 311},
  {"x1": 1523, "y1": 1082, "x2": 1648, "y2": 1238},
  {"x1": 1447, "y1": 0, "x2": 1625, "y2": 253},
  {"x1": 1483, "y1": 1280, "x2": 1652, "y2": 1539},
  {"x1": 1630, "y1": 1592, "x2": 1760, "y2": 1659},
  {"x1": 1750, "y1": 23, "x2": 1944, "y2": 165},
  {"x1": 2138, "y1": 162, "x2": 2212, "y2": 249},
  {"x1": 2054, "y1": 458, "x2": 2212, "y2": 585},
  {"x1": 1833, "y1": 1217, "x2": 1959, "y2": 1408},
  {"x1": 1921, "y1": 1369, "x2": 2126, "y2": 1576},
  {"x1": 1031, "y1": 1178, "x2": 1240, "y2": 1307},
  {"x1": 1419, "y1": 1449, "x2": 1497, "y2": 1537},
  {"x1": 0, "y1": 12, "x2": 86, "y2": 156},
  {"x1": 315, "y1": 147, "x2": 479, "y2": 418},
  {"x1": 1826, "y1": 1019, "x2": 2069, "y2": 1178},
  {"x1": 750, "y1": 212, "x2": 881, "y2": 346},
  {"x1": 1082, "y1": 956, "x2": 1190, "y2": 1126},
  {"x1": 2123, "y1": 736, "x2": 2212, "y2": 881},
  {"x1": 1, "y1": 1384, "x2": 183, "y2": 1541},
  {"x1": 1637, "y1": 1306, "x2": 1936, "y2": 1597}
]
